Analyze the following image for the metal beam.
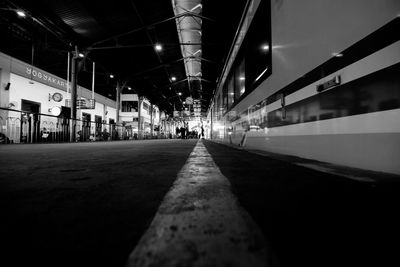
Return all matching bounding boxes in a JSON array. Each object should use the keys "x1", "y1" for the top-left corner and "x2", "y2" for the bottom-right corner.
[
  {"x1": 87, "y1": 43, "x2": 218, "y2": 51},
  {"x1": 88, "y1": 11, "x2": 213, "y2": 49}
]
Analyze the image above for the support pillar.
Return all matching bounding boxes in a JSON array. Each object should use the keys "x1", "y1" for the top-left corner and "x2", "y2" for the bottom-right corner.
[{"x1": 70, "y1": 46, "x2": 78, "y2": 142}]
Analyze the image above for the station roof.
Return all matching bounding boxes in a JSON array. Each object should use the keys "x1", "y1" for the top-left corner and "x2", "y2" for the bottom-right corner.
[{"x1": 0, "y1": 0, "x2": 247, "y2": 114}]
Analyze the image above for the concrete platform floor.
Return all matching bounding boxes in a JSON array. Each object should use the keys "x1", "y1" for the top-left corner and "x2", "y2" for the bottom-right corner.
[{"x1": 0, "y1": 139, "x2": 399, "y2": 267}]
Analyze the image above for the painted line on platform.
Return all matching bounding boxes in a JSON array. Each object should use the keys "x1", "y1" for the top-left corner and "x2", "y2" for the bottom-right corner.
[{"x1": 126, "y1": 140, "x2": 272, "y2": 267}]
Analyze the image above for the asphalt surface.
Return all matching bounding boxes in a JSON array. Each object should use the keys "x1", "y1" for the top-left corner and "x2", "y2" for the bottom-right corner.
[
  {"x1": 0, "y1": 139, "x2": 399, "y2": 267},
  {"x1": 203, "y1": 141, "x2": 400, "y2": 267},
  {"x1": 0, "y1": 140, "x2": 197, "y2": 267}
]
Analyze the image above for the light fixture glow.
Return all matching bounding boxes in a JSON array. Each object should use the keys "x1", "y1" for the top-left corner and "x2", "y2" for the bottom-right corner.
[
  {"x1": 239, "y1": 76, "x2": 245, "y2": 81},
  {"x1": 16, "y1": 10, "x2": 26, "y2": 17},
  {"x1": 171, "y1": 76, "x2": 176, "y2": 81},
  {"x1": 262, "y1": 44, "x2": 269, "y2": 51},
  {"x1": 128, "y1": 87, "x2": 132, "y2": 90},
  {"x1": 78, "y1": 53, "x2": 85, "y2": 58},
  {"x1": 240, "y1": 88, "x2": 245, "y2": 94},
  {"x1": 109, "y1": 74, "x2": 114, "y2": 78},
  {"x1": 178, "y1": 92, "x2": 182, "y2": 96},
  {"x1": 255, "y1": 67, "x2": 268, "y2": 82},
  {"x1": 155, "y1": 44, "x2": 162, "y2": 51},
  {"x1": 332, "y1": 52, "x2": 343, "y2": 57}
]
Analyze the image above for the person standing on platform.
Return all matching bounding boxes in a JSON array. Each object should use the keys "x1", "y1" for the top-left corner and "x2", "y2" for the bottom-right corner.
[
  {"x1": 200, "y1": 124, "x2": 205, "y2": 139},
  {"x1": 180, "y1": 125, "x2": 186, "y2": 139}
]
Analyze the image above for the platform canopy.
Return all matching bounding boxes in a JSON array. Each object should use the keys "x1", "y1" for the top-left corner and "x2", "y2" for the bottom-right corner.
[{"x1": 0, "y1": 0, "x2": 247, "y2": 115}]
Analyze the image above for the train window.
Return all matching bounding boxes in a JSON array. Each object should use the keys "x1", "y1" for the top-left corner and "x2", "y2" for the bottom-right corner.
[
  {"x1": 267, "y1": 63, "x2": 400, "y2": 127},
  {"x1": 235, "y1": 58, "x2": 246, "y2": 97},
  {"x1": 221, "y1": 0, "x2": 271, "y2": 114},
  {"x1": 244, "y1": 0, "x2": 271, "y2": 89}
]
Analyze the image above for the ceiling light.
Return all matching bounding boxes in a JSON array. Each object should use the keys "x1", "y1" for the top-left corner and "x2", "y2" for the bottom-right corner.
[
  {"x1": 128, "y1": 87, "x2": 132, "y2": 90},
  {"x1": 155, "y1": 44, "x2": 162, "y2": 51},
  {"x1": 183, "y1": 101, "x2": 186, "y2": 105},
  {"x1": 190, "y1": 3, "x2": 202, "y2": 12},
  {"x1": 239, "y1": 76, "x2": 245, "y2": 80},
  {"x1": 171, "y1": 76, "x2": 176, "y2": 81},
  {"x1": 16, "y1": 10, "x2": 26, "y2": 17},
  {"x1": 78, "y1": 53, "x2": 85, "y2": 58},
  {"x1": 262, "y1": 44, "x2": 269, "y2": 51},
  {"x1": 178, "y1": 92, "x2": 182, "y2": 96},
  {"x1": 109, "y1": 74, "x2": 114, "y2": 78}
]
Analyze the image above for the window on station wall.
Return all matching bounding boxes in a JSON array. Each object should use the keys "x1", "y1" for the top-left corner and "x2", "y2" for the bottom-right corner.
[
  {"x1": 122, "y1": 101, "x2": 138, "y2": 112},
  {"x1": 142, "y1": 102, "x2": 150, "y2": 114}
]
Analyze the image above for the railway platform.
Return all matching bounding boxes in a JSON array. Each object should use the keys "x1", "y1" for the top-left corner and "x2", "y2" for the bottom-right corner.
[{"x1": 0, "y1": 139, "x2": 399, "y2": 267}]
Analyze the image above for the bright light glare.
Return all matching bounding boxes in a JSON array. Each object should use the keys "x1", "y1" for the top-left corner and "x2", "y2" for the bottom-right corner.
[
  {"x1": 171, "y1": 76, "x2": 176, "y2": 81},
  {"x1": 78, "y1": 53, "x2": 85, "y2": 58},
  {"x1": 155, "y1": 44, "x2": 162, "y2": 51},
  {"x1": 178, "y1": 92, "x2": 182, "y2": 96},
  {"x1": 262, "y1": 44, "x2": 269, "y2": 51},
  {"x1": 332, "y1": 52, "x2": 343, "y2": 57},
  {"x1": 239, "y1": 76, "x2": 245, "y2": 81},
  {"x1": 109, "y1": 74, "x2": 114, "y2": 78},
  {"x1": 128, "y1": 87, "x2": 132, "y2": 90},
  {"x1": 16, "y1": 10, "x2": 26, "y2": 17}
]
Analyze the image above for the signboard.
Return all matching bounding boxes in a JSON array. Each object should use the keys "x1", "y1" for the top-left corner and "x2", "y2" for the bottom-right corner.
[
  {"x1": 65, "y1": 98, "x2": 96, "y2": 109},
  {"x1": 193, "y1": 99, "x2": 201, "y2": 116},
  {"x1": 185, "y1": 97, "x2": 193, "y2": 105}
]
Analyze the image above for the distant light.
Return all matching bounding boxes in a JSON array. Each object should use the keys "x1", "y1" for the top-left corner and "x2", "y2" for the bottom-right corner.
[
  {"x1": 239, "y1": 76, "x2": 245, "y2": 81},
  {"x1": 49, "y1": 106, "x2": 61, "y2": 116},
  {"x1": 240, "y1": 88, "x2": 245, "y2": 94},
  {"x1": 109, "y1": 74, "x2": 114, "y2": 78},
  {"x1": 178, "y1": 92, "x2": 182, "y2": 96},
  {"x1": 230, "y1": 92, "x2": 234, "y2": 95},
  {"x1": 183, "y1": 101, "x2": 186, "y2": 104},
  {"x1": 262, "y1": 44, "x2": 269, "y2": 51},
  {"x1": 332, "y1": 52, "x2": 343, "y2": 57},
  {"x1": 78, "y1": 53, "x2": 85, "y2": 58},
  {"x1": 128, "y1": 87, "x2": 132, "y2": 90},
  {"x1": 171, "y1": 76, "x2": 176, "y2": 82},
  {"x1": 16, "y1": 10, "x2": 26, "y2": 17},
  {"x1": 155, "y1": 44, "x2": 162, "y2": 51}
]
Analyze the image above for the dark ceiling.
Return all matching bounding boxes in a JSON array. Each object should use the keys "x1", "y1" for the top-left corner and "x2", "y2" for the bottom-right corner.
[{"x1": 0, "y1": 0, "x2": 247, "y2": 114}]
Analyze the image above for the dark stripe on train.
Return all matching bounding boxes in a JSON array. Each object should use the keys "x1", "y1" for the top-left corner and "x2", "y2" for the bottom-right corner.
[
  {"x1": 265, "y1": 17, "x2": 400, "y2": 105},
  {"x1": 266, "y1": 62, "x2": 400, "y2": 128}
]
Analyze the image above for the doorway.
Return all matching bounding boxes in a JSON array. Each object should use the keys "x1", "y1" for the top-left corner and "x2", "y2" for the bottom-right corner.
[{"x1": 20, "y1": 99, "x2": 40, "y2": 143}]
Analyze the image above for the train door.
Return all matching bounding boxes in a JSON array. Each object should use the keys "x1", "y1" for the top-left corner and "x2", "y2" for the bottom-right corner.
[
  {"x1": 81, "y1": 112, "x2": 91, "y2": 141},
  {"x1": 20, "y1": 100, "x2": 40, "y2": 143}
]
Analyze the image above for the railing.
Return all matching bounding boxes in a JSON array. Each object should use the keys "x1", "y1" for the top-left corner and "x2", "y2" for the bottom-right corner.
[{"x1": 0, "y1": 107, "x2": 168, "y2": 144}]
